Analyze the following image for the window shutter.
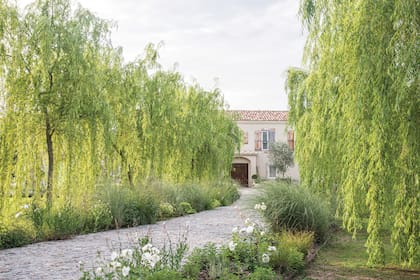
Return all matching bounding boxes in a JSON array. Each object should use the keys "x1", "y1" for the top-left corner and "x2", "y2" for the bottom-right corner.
[
  {"x1": 269, "y1": 129, "x2": 275, "y2": 143},
  {"x1": 244, "y1": 131, "x2": 248, "y2": 144},
  {"x1": 255, "y1": 131, "x2": 261, "y2": 151},
  {"x1": 288, "y1": 130, "x2": 294, "y2": 151}
]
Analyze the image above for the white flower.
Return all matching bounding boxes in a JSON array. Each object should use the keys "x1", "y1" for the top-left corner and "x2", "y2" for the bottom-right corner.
[
  {"x1": 262, "y1": 253, "x2": 270, "y2": 263},
  {"x1": 15, "y1": 212, "x2": 22, "y2": 218},
  {"x1": 141, "y1": 252, "x2": 152, "y2": 267},
  {"x1": 142, "y1": 252, "x2": 161, "y2": 269},
  {"x1": 122, "y1": 266, "x2": 130, "y2": 277},
  {"x1": 245, "y1": 218, "x2": 251, "y2": 226},
  {"x1": 142, "y1": 252, "x2": 152, "y2": 262},
  {"x1": 150, "y1": 247, "x2": 160, "y2": 255},
  {"x1": 246, "y1": 225, "x2": 254, "y2": 234},
  {"x1": 22, "y1": 204, "x2": 29, "y2": 209},
  {"x1": 268, "y1": 246, "x2": 276, "y2": 252},
  {"x1": 110, "y1": 261, "x2": 122, "y2": 268},
  {"x1": 95, "y1": 267, "x2": 103, "y2": 275},
  {"x1": 228, "y1": 241, "x2": 237, "y2": 252},
  {"x1": 232, "y1": 226, "x2": 239, "y2": 234},
  {"x1": 121, "y1": 249, "x2": 133, "y2": 259},
  {"x1": 260, "y1": 203, "x2": 267, "y2": 211},
  {"x1": 150, "y1": 254, "x2": 161, "y2": 268},
  {"x1": 111, "y1": 251, "x2": 119, "y2": 261},
  {"x1": 142, "y1": 243, "x2": 153, "y2": 252},
  {"x1": 254, "y1": 204, "x2": 261, "y2": 210},
  {"x1": 260, "y1": 231, "x2": 265, "y2": 236}
]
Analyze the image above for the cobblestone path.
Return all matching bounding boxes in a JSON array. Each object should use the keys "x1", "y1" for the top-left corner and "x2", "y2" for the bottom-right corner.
[{"x1": 0, "y1": 187, "x2": 263, "y2": 280}]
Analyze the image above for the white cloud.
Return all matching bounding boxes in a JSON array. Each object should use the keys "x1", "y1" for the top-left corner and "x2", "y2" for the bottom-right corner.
[{"x1": 16, "y1": 0, "x2": 306, "y2": 110}]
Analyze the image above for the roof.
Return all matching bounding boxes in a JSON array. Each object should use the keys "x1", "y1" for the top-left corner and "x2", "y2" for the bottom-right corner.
[{"x1": 228, "y1": 110, "x2": 288, "y2": 121}]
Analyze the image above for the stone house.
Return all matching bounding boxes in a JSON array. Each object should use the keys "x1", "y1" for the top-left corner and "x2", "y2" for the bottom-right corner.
[{"x1": 229, "y1": 110, "x2": 299, "y2": 186}]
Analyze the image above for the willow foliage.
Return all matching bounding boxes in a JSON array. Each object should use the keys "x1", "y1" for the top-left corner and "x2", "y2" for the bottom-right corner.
[
  {"x1": 287, "y1": 0, "x2": 419, "y2": 266},
  {"x1": 0, "y1": 0, "x2": 240, "y2": 223}
]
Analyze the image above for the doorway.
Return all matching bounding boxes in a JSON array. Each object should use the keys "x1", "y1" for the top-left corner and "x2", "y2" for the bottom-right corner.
[{"x1": 231, "y1": 163, "x2": 249, "y2": 186}]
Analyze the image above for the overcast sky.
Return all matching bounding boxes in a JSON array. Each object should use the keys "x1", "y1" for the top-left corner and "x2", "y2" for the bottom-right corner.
[{"x1": 18, "y1": 0, "x2": 306, "y2": 110}]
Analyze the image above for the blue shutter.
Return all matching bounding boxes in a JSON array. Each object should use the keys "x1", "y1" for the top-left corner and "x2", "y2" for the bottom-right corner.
[{"x1": 268, "y1": 129, "x2": 275, "y2": 147}]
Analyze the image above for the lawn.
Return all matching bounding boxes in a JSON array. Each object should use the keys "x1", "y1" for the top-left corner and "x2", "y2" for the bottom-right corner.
[{"x1": 300, "y1": 229, "x2": 420, "y2": 280}]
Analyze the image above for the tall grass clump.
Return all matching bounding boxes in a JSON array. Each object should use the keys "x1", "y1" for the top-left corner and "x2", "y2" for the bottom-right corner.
[
  {"x1": 208, "y1": 179, "x2": 240, "y2": 206},
  {"x1": 175, "y1": 183, "x2": 213, "y2": 212},
  {"x1": 97, "y1": 183, "x2": 159, "y2": 228},
  {"x1": 258, "y1": 182, "x2": 331, "y2": 242},
  {"x1": 143, "y1": 179, "x2": 240, "y2": 216}
]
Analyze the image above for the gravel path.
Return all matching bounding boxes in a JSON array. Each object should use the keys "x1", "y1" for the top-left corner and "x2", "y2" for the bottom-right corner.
[{"x1": 0, "y1": 187, "x2": 264, "y2": 280}]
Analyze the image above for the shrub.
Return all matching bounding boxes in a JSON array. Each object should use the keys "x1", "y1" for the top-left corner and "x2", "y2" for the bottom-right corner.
[
  {"x1": 211, "y1": 180, "x2": 240, "y2": 206},
  {"x1": 177, "y1": 202, "x2": 196, "y2": 215},
  {"x1": 182, "y1": 243, "x2": 231, "y2": 279},
  {"x1": 144, "y1": 181, "x2": 178, "y2": 206},
  {"x1": 0, "y1": 221, "x2": 34, "y2": 249},
  {"x1": 268, "y1": 231, "x2": 314, "y2": 273},
  {"x1": 84, "y1": 200, "x2": 113, "y2": 232},
  {"x1": 210, "y1": 199, "x2": 221, "y2": 208},
  {"x1": 26, "y1": 201, "x2": 47, "y2": 239},
  {"x1": 123, "y1": 193, "x2": 159, "y2": 227},
  {"x1": 144, "y1": 270, "x2": 183, "y2": 280},
  {"x1": 176, "y1": 183, "x2": 212, "y2": 212},
  {"x1": 248, "y1": 266, "x2": 279, "y2": 280},
  {"x1": 271, "y1": 246, "x2": 305, "y2": 273},
  {"x1": 144, "y1": 179, "x2": 239, "y2": 215},
  {"x1": 258, "y1": 182, "x2": 331, "y2": 241},
  {"x1": 158, "y1": 202, "x2": 175, "y2": 219},
  {"x1": 98, "y1": 184, "x2": 129, "y2": 228},
  {"x1": 252, "y1": 174, "x2": 263, "y2": 184},
  {"x1": 81, "y1": 235, "x2": 188, "y2": 279},
  {"x1": 97, "y1": 184, "x2": 159, "y2": 228},
  {"x1": 82, "y1": 218, "x2": 311, "y2": 279},
  {"x1": 275, "y1": 231, "x2": 314, "y2": 254},
  {"x1": 43, "y1": 202, "x2": 84, "y2": 239}
]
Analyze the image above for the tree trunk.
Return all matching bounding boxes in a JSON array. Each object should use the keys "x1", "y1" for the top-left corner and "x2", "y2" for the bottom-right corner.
[
  {"x1": 127, "y1": 164, "x2": 133, "y2": 187},
  {"x1": 118, "y1": 148, "x2": 134, "y2": 187},
  {"x1": 45, "y1": 112, "x2": 54, "y2": 209}
]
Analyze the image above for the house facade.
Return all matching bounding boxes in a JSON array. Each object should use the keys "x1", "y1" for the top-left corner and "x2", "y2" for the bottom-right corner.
[{"x1": 229, "y1": 110, "x2": 299, "y2": 186}]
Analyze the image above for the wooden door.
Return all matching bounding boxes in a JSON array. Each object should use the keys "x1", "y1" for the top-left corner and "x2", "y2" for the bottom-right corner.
[{"x1": 231, "y1": 163, "x2": 249, "y2": 186}]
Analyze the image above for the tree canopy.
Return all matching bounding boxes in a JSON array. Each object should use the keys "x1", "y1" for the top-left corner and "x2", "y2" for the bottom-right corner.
[
  {"x1": 0, "y1": 0, "x2": 240, "y2": 218},
  {"x1": 287, "y1": 0, "x2": 419, "y2": 266},
  {"x1": 268, "y1": 142, "x2": 294, "y2": 177}
]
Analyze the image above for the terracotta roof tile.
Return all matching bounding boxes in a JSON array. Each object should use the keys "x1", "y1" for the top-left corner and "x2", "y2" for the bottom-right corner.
[{"x1": 228, "y1": 110, "x2": 288, "y2": 121}]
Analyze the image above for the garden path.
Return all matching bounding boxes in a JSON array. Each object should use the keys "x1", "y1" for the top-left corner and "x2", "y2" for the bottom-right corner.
[{"x1": 0, "y1": 186, "x2": 263, "y2": 280}]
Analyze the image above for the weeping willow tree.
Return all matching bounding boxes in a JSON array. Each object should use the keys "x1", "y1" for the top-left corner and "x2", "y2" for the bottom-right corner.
[
  {"x1": 0, "y1": 0, "x2": 116, "y2": 210},
  {"x1": 0, "y1": 0, "x2": 240, "y2": 220},
  {"x1": 110, "y1": 45, "x2": 241, "y2": 185},
  {"x1": 287, "y1": 0, "x2": 419, "y2": 266}
]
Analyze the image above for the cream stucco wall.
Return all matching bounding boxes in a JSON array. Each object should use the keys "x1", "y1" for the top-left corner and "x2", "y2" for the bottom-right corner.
[{"x1": 234, "y1": 120, "x2": 299, "y2": 185}]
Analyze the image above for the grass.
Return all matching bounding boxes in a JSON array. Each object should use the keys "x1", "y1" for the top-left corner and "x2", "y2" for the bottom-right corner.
[
  {"x1": 0, "y1": 179, "x2": 240, "y2": 249},
  {"x1": 301, "y1": 229, "x2": 420, "y2": 280},
  {"x1": 256, "y1": 181, "x2": 331, "y2": 242}
]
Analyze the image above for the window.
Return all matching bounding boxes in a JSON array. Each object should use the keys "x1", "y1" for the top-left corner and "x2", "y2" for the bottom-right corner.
[
  {"x1": 268, "y1": 165, "x2": 277, "y2": 178},
  {"x1": 255, "y1": 129, "x2": 275, "y2": 151},
  {"x1": 262, "y1": 130, "x2": 269, "y2": 150},
  {"x1": 287, "y1": 130, "x2": 295, "y2": 151}
]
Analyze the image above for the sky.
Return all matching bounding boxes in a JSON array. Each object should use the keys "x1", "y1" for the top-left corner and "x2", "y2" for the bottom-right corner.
[{"x1": 17, "y1": 0, "x2": 306, "y2": 110}]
